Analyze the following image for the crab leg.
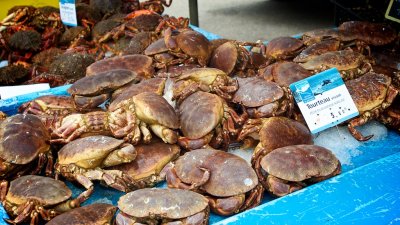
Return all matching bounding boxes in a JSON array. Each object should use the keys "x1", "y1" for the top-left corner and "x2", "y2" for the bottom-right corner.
[
  {"x1": 30, "y1": 153, "x2": 47, "y2": 175},
  {"x1": 140, "y1": 122, "x2": 152, "y2": 143},
  {"x1": 0, "y1": 180, "x2": 8, "y2": 202},
  {"x1": 240, "y1": 184, "x2": 264, "y2": 211},
  {"x1": 102, "y1": 144, "x2": 137, "y2": 167},
  {"x1": 149, "y1": 124, "x2": 177, "y2": 144},
  {"x1": 206, "y1": 194, "x2": 246, "y2": 216},
  {"x1": 6, "y1": 200, "x2": 35, "y2": 224},
  {"x1": 177, "y1": 133, "x2": 213, "y2": 150},
  {"x1": 45, "y1": 151, "x2": 54, "y2": 177}
]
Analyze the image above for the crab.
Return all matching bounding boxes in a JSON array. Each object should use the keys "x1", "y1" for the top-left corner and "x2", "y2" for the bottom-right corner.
[
  {"x1": 85, "y1": 54, "x2": 154, "y2": 79},
  {"x1": 54, "y1": 92, "x2": 180, "y2": 144},
  {"x1": 178, "y1": 91, "x2": 244, "y2": 150},
  {"x1": 346, "y1": 72, "x2": 398, "y2": 141},
  {"x1": 55, "y1": 135, "x2": 137, "y2": 196},
  {"x1": 145, "y1": 28, "x2": 212, "y2": 68},
  {"x1": 116, "y1": 188, "x2": 209, "y2": 225},
  {"x1": 107, "y1": 140, "x2": 180, "y2": 192},
  {"x1": 338, "y1": 21, "x2": 397, "y2": 55},
  {"x1": 260, "y1": 61, "x2": 312, "y2": 87},
  {"x1": 19, "y1": 95, "x2": 77, "y2": 134},
  {"x1": 0, "y1": 175, "x2": 90, "y2": 224},
  {"x1": 263, "y1": 36, "x2": 304, "y2": 64},
  {"x1": 293, "y1": 38, "x2": 341, "y2": 63},
  {"x1": 209, "y1": 41, "x2": 264, "y2": 77},
  {"x1": 172, "y1": 67, "x2": 238, "y2": 104},
  {"x1": 252, "y1": 145, "x2": 341, "y2": 197},
  {"x1": 68, "y1": 69, "x2": 140, "y2": 109},
  {"x1": 111, "y1": 77, "x2": 166, "y2": 101},
  {"x1": 238, "y1": 117, "x2": 313, "y2": 156},
  {"x1": 46, "y1": 203, "x2": 116, "y2": 225},
  {"x1": 301, "y1": 28, "x2": 340, "y2": 46},
  {"x1": 165, "y1": 149, "x2": 263, "y2": 216},
  {"x1": 299, "y1": 49, "x2": 372, "y2": 80},
  {"x1": 0, "y1": 114, "x2": 52, "y2": 179},
  {"x1": 232, "y1": 77, "x2": 294, "y2": 119},
  {"x1": 49, "y1": 52, "x2": 95, "y2": 81},
  {"x1": 379, "y1": 97, "x2": 400, "y2": 132}
]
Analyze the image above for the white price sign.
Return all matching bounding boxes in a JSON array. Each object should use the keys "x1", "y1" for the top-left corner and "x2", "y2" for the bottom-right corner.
[
  {"x1": 289, "y1": 68, "x2": 359, "y2": 134},
  {"x1": 59, "y1": 0, "x2": 78, "y2": 27}
]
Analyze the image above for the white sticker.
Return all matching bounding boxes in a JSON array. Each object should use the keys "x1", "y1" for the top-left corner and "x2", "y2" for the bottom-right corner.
[
  {"x1": 59, "y1": 0, "x2": 78, "y2": 27},
  {"x1": 0, "y1": 83, "x2": 50, "y2": 100},
  {"x1": 289, "y1": 68, "x2": 359, "y2": 134}
]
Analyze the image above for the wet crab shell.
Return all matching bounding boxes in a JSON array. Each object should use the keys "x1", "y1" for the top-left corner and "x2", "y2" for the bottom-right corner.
[
  {"x1": 233, "y1": 77, "x2": 284, "y2": 107},
  {"x1": 109, "y1": 141, "x2": 180, "y2": 184},
  {"x1": 260, "y1": 145, "x2": 341, "y2": 182},
  {"x1": 265, "y1": 36, "x2": 304, "y2": 59},
  {"x1": 58, "y1": 135, "x2": 127, "y2": 167},
  {"x1": 118, "y1": 188, "x2": 209, "y2": 220},
  {"x1": 111, "y1": 77, "x2": 166, "y2": 101},
  {"x1": 6, "y1": 175, "x2": 71, "y2": 207},
  {"x1": 86, "y1": 54, "x2": 154, "y2": 78},
  {"x1": 293, "y1": 39, "x2": 341, "y2": 63},
  {"x1": 260, "y1": 61, "x2": 312, "y2": 87},
  {"x1": 176, "y1": 30, "x2": 212, "y2": 64},
  {"x1": 175, "y1": 149, "x2": 259, "y2": 197},
  {"x1": 209, "y1": 41, "x2": 239, "y2": 75},
  {"x1": 258, "y1": 117, "x2": 313, "y2": 152},
  {"x1": 144, "y1": 38, "x2": 169, "y2": 56},
  {"x1": 68, "y1": 69, "x2": 139, "y2": 96},
  {"x1": 346, "y1": 72, "x2": 392, "y2": 113},
  {"x1": 46, "y1": 203, "x2": 116, "y2": 225},
  {"x1": 0, "y1": 114, "x2": 50, "y2": 164},
  {"x1": 300, "y1": 50, "x2": 365, "y2": 71},
  {"x1": 179, "y1": 91, "x2": 223, "y2": 139},
  {"x1": 131, "y1": 92, "x2": 180, "y2": 129},
  {"x1": 339, "y1": 21, "x2": 397, "y2": 46}
]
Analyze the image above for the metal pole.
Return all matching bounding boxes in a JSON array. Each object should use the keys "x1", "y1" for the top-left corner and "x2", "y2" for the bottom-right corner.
[{"x1": 189, "y1": 0, "x2": 199, "y2": 27}]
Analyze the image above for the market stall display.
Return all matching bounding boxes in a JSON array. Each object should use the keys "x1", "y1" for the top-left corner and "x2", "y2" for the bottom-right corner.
[{"x1": 0, "y1": 1, "x2": 399, "y2": 224}]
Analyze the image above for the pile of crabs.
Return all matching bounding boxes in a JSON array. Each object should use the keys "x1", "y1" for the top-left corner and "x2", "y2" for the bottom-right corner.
[{"x1": 1, "y1": 8, "x2": 400, "y2": 224}]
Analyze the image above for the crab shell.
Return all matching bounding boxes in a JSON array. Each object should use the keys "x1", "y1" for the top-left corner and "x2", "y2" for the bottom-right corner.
[
  {"x1": 209, "y1": 41, "x2": 240, "y2": 75},
  {"x1": 175, "y1": 29, "x2": 212, "y2": 65},
  {"x1": 265, "y1": 37, "x2": 304, "y2": 60},
  {"x1": 85, "y1": 54, "x2": 154, "y2": 78},
  {"x1": 179, "y1": 91, "x2": 223, "y2": 139},
  {"x1": 0, "y1": 114, "x2": 50, "y2": 165},
  {"x1": 260, "y1": 61, "x2": 312, "y2": 87},
  {"x1": 301, "y1": 29, "x2": 339, "y2": 45},
  {"x1": 68, "y1": 69, "x2": 139, "y2": 97},
  {"x1": 5, "y1": 175, "x2": 71, "y2": 210},
  {"x1": 46, "y1": 203, "x2": 116, "y2": 225},
  {"x1": 346, "y1": 72, "x2": 392, "y2": 113},
  {"x1": 300, "y1": 50, "x2": 365, "y2": 71},
  {"x1": 118, "y1": 188, "x2": 209, "y2": 221},
  {"x1": 109, "y1": 141, "x2": 180, "y2": 189},
  {"x1": 338, "y1": 21, "x2": 397, "y2": 46},
  {"x1": 175, "y1": 149, "x2": 258, "y2": 197},
  {"x1": 109, "y1": 92, "x2": 180, "y2": 130},
  {"x1": 58, "y1": 135, "x2": 136, "y2": 169},
  {"x1": 293, "y1": 38, "x2": 341, "y2": 63},
  {"x1": 111, "y1": 77, "x2": 166, "y2": 102},
  {"x1": 260, "y1": 145, "x2": 341, "y2": 195},
  {"x1": 256, "y1": 117, "x2": 313, "y2": 154}
]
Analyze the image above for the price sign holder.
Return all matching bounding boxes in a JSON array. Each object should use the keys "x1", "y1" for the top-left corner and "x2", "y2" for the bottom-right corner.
[
  {"x1": 59, "y1": 0, "x2": 78, "y2": 27},
  {"x1": 289, "y1": 68, "x2": 359, "y2": 134},
  {"x1": 385, "y1": 0, "x2": 400, "y2": 23}
]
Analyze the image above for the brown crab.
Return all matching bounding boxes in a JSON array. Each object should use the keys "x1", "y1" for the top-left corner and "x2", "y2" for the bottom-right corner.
[
  {"x1": 209, "y1": 41, "x2": 264, "y2": 77},
  {"x1": 107, "y1": 140, "x2": 180, "y2": 192},
  {"x1": 145, "y1": 28, "x2": 212, "y2": 68},
  {"x1": 293, "y1": 38, "x2": 341, "y2": 63},
  {"x1": 379, "y1": 96, "x2": 400, "y2": 132},
  {"x1": 300, "y1": 49, "x2": 371, "y2": 80},
  {"x1": 260, "y1": 61, "x2": 312, "y2": 87},
  {"x1": 301, "y1": 28, "x2": 340, "y2": 46},
  {"x1": 346, "y1": 72, "x2": 398, "y2": 141},
  {"x1": 172, "y1": 67, "x2": 238, "y2": 104},
  {"x1": 263, "y1": 36, "x2": 304, "y2": 64},
  {"x1": 165, "y1": 149, "x2": 263, "y2": 216},
  {"x1": 55, "y1": 135, "x2": 136, "y2": 196},
  {"x1": 238, "y1": 117, "x2": 313, "y2": 156},
  {"x1": 54, "y1": 92, "x2": 180, "y2": 144},
  {"x1": 116, "y1": 188, "x2": 209, "y2": 225},
  {"x1": 178, "y1": 91, "x2": 244, "y2": 150},
  {"x1": 232, "y1": 77, "x2": 294, "y2": 118},
  {"x1": 0, "y1": 114, "x2": 52, "y2": 179},
  {"x1": 253, "y1": 145, "x2": 341, "y2": 197},
  {"x1": 85, "y1": 54, "x2": 154, "y2": 79},
  {"x1": 0, "y1": 175, "x2": 89, "y2": 224},
  {"x1": 46, "y1": 203, "x2": 116, "y2": 225},
  {"x1": 111, "y1": 77, "x2": 166, "y2": 101},
  {"x1": 68, "y1": 69, "x2": 140, "y2": 109}
]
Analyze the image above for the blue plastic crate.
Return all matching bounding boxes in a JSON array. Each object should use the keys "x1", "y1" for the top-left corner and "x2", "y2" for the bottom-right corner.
[{"x1": 1, "y1": 26, "x2": 400, "y2": 225}]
